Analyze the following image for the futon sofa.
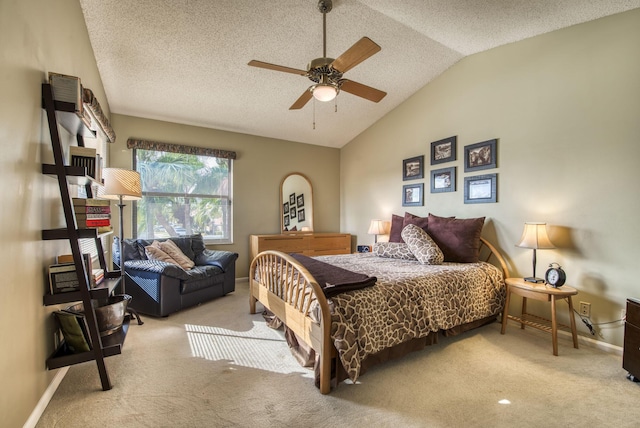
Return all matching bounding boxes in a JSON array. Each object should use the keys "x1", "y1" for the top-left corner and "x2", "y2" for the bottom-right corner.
[{"x1": 113, "y1": 234, "x2": 238, "y2": 317}]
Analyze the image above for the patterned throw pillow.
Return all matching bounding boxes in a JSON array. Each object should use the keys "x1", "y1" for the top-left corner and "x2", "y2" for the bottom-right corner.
[
  {"x1": 373, "y1": 242, "x2": 417, "y2": 260},
  {"x1": 401, "y1": 224, "x2": 444, "y2": 265}
]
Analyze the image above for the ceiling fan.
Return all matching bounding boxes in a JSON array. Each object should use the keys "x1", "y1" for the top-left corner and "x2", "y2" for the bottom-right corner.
[{"x1": 248, "y1": 0, "x2": 386, "y2": 110}]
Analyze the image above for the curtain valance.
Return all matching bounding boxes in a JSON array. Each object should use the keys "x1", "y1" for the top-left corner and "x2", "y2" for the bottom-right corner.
[{"x1": 126, "y1": 138, "x2": 237, "y2": 159}]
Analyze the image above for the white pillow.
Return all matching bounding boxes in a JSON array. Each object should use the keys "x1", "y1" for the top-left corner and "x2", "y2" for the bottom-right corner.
[{"x1": 401, "y1": 224, "x2": 444, "y2": 265}]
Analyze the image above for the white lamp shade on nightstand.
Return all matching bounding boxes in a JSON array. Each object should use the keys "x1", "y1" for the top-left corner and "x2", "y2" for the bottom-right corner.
[
  {"x1": 368, "y1": 219, "x2": 390, "y2": 243},
  {"x1": 100, "y1": 168, "x2": 142, "y2": 201},
  {"x1": 516, "y1": 222, "x2": 555, "y2": 282},
  {"x1": 516, "y1": 222, "x2": 555, "y2": 250}
]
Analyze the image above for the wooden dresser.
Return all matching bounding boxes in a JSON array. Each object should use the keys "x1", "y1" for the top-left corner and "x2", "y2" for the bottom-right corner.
[
  {"x1": 249, "y1": 233, "x2": 351, "y2": 261},
  {"x1": 623, "y1": 298, "x2": 640, "y2": 381}
]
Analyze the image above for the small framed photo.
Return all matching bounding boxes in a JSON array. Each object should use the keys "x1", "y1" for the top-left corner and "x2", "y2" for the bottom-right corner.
[
  {"x1": 289, "y1": 193, "x2": 296, "y2": 206},
  {"x1": 430, "y1": 136, "x2": 456, "y2": 165},
  {"x1": 296, "y1": 194, "x2": 304, "y2": 208},
  {"x1": 403, "y1": 155, "x2": 424, "y2": 181},
  {"x1": 298, "y1": 209, "x2": 305, "y2": 222},
  {"x1": 284, "y1": 215, "x2": 290, "y2": 227},
  {"x1": 464, "y1": 139, "x2": 497, "y2": 172},
  {"x1": 464, "y1": 174, "x2": 497, "y2": 204},
  {"x1": 283, "y1": 202, "x2": 289, "y2": 213},
  {"x1": 430, "y1": 166, "x2": 456, "y2": 193},
  {"x1": 290, "y1": 208, "x2": 296, "y2": 218},
  {"x1": 356, "y1": 245, "x2": 372, "y2": 253},
  {"x1": 402, "y1": 183, "x2": 424, "y2": 206}
]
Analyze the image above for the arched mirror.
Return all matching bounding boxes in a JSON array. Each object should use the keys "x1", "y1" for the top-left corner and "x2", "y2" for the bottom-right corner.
[{"x1": 280, "y1": 172, "x2": 314, "y2": 233}]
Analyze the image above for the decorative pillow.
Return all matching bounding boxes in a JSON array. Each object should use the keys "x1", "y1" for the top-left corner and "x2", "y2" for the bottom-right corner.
[
  {"x1": 373, "y1": 242, "x2": 417, "y2": 260},
  {"x1": 144, "y1": 244, "x2": 182, "y2": 267},
  {"x1": 427, "y1": 214, "x2": 485, "y2": 263},
  {"x1": 401, "y1": 224, "x2": 444, "y2": 265},
  {"x1": 159, "y1": 239, "x2": 195, "y2": 270},
  {"x1": 388, "y1": 214, "x2": 405, "y2": 243},
  {"x1": 402, "y1": 211, "x2": 429, "y2": 232}
]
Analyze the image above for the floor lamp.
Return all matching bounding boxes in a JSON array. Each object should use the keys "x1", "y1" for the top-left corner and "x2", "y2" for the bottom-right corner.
[{"x1": 101, "y1": 168, "x2": 144, "y2": 324}]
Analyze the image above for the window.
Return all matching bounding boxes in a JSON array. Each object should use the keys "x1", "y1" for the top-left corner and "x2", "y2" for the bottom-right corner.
[{"x1": 133, "y1": 148, "x2": 233, "y2": 244}]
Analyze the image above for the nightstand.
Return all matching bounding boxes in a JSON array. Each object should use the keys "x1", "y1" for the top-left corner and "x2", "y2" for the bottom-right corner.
[
  {"x1": 623, "y1": 298, "x2": 640, "y2": 381},
  {"x1": 501, "y1": 277, "x2": 579, "y2": 355}
]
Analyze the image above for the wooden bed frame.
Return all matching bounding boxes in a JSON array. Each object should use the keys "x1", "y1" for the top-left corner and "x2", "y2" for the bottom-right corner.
[{"x1": 249, "y1": 238, "x2": 509, "y2": 394}]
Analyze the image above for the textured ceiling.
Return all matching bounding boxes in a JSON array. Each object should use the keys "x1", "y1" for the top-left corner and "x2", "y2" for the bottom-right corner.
[{"x1": 79, "y1": 0, "x2": 640, "y2": 148}]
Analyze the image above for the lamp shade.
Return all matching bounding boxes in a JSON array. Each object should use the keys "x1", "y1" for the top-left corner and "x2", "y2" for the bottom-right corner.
[
  {"x1": 368, "y1": 219, "x2": 389, "y2": 235},
  {"x1": 313, "y1": 84, "x2": 337, "y2": 102},
  {"x1": 516, "y1": 222, "x2": 555, "y2": 249},
  {"x1": 100, "y1": 168, "x2": 142, "y2": 201}
]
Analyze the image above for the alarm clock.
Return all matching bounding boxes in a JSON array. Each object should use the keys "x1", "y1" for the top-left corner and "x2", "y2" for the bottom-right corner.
[{"x1": 545, "y1": 263, "x2": 566, "y2": 287}]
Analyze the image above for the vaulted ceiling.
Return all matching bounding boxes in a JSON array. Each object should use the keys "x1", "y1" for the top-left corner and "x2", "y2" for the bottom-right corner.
[{"x1": 79, "y1": 0, "x2": 639, "y2": 148}]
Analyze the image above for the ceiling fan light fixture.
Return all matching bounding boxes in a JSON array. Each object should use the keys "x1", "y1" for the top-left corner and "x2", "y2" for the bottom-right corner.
[{"x1": 312, "y1": 84, "x2": 337, "y2": 102}]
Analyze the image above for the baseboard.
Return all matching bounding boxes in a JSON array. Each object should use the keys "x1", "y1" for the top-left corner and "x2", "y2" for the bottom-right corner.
[
  {"x1": 235, "y1": 276, "x2": 249, "y2": 282},
  {"x1": 557, "y1": 328, "x2": 623, "y2": 356},
  {"x1": 24, "y1": 367, "x2": 68, "y2": 428}
]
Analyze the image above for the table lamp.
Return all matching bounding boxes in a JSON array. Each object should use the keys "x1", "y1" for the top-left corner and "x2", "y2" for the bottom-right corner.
[
  {"x1": 368, "y1": 219, "x2": 389, "y2": 244},
  {"x1": 516, "y1": 222, "x2": 556, "y2": 283}
]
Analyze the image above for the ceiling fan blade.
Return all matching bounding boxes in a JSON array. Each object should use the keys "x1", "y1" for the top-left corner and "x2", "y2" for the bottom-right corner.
[
  {"x1": 340, "y1": 79, "x2": 386, "y2": 103},
  {"x1": 331, "y1": 37, "x2": 381, "y2": 73},
  {"x1": 289, "y1": 89, "x2": 313, "y2": 110},
  {"x1": 248, "y1": 60, "x2": 307, "y2": 76}
]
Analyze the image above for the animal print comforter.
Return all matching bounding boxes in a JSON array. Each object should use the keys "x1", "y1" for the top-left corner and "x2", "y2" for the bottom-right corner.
[{"x1": 313, "y1": 253, "x2": 506, "y2": 382}]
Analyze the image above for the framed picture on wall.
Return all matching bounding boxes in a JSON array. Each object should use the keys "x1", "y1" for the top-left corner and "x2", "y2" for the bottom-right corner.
[
  {"x1": 430, "y1": 166, "x2": 456, "y2": 193},
  {"x1": 290, "y1": 207, "x2": 296, "y2": 218},
  {"x1": 283, "y1": 202, "x2": 289, "y2": 214},
  {"x1": 464, "y1": 139, "x2": 497, "y2": 172},
  {"x1": 296, "y1": 194, "x2": 304, "y2": 208},
  {"x1": 402, "y1": 183, "x2": 424, "y2": 206},
  {"x1": 430, "y1": 136, "x2": 457, "y2": 165},
  {"x1": 298, "y1": 209, "x2": 305, "y2": 222},
  {"x1": 284, "y1": 215, "x2": 290, "y2": 227},
  {"x1": 289, "y1": 193, "x2": 296, "y2": 206},
  {"x1": 464, "y1": 174, "x2": 497, "y2": 204},
  {"x1": 403, "y1": 155, "x2": 424, "y2": 181}
]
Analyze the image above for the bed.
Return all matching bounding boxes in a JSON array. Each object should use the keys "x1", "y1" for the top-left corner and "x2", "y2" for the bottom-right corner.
[{"x1": 249, "y1": 221, "x2": 509, "y2": 394}]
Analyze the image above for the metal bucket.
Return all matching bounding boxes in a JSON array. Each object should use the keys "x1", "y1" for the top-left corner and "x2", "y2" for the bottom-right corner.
[{"x1": 68, "y1": 294, "x2": 131, "y2": 336}]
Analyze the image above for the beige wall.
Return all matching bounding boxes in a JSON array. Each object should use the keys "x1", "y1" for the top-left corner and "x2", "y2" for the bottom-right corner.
[
  {"x1": 108, "y1": 115, "x2": 341, "y2": 277},
  {"x1": 0, "y1": 0, "x2": 113, "y2": 426},
  {"x1": 341, "y1": 9, "x2": 640, "y2": 348},
  {"x1": 1, "y1": 0, "x2": 340, "y2": 425}
]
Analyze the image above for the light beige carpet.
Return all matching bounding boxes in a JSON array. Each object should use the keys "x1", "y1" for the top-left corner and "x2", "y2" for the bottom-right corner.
[{"x1": 36, "y1": 281, "x2": 640, "y2": 428}]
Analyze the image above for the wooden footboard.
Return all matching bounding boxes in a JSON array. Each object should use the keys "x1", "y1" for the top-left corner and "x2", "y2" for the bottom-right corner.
[
  {"x1": 249, "y1": 250, "x2": 334, "y2": 393},
  {"x1": 249, "y1": 239, "x2": 509, "y2": 394}
]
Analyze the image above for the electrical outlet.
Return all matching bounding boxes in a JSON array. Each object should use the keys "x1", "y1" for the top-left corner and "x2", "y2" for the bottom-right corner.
[{"x1": 579, "y1": 301, "x2": 591, "y2": 317}]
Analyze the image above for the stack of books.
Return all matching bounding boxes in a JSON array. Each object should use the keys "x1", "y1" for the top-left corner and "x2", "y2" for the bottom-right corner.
[
  {"x1": 72, "y1": 198, "x2": 112, "y2": 233},
  {"x1": 56, "y1": 253, "x2": 104, "y2": 287}
]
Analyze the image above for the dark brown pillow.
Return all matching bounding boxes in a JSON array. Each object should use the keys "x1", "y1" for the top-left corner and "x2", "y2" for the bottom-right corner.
[
  {"x1": 427, "y1": 214, "x2": 485, "y2": 262},
  {"x1": 403, "y1": 211, "x2": 429, "y2": 232},
  {"x1": 388, "y1": 214, "x2": 405, "y2": 243}
]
